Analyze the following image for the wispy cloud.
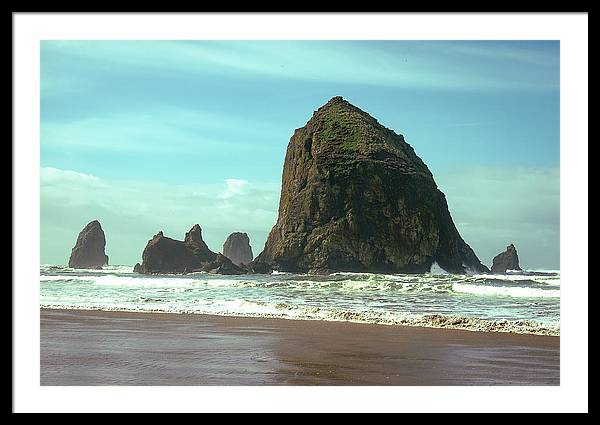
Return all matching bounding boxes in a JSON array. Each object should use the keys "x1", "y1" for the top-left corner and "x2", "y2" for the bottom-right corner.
[
  {"x1": 41, "y1": 106, "x2": 287, "y2": 155},
  {"x1": 443, "y1": 41, "x2": 559, "y2": 68},
  {"x1": 41, "y1": 165, "x2": 560, "y2": 269},
  {"x1": 42, "y1": 40, "x2": 559, "y2": 94},
  {"x1": 436, "y1": 166, "x2": 559, "y2": 269},
  {"x1": 39, "y1": 41, "x2": 560, "y2": 269},
  {"x1": 41, "y1": 167, "x2": 279, "y2": 265},
  {"x1": 450, "y1": 120, "x2": 499, "y2": 128}
]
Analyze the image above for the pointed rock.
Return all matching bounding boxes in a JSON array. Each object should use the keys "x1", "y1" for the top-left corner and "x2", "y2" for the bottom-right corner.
[
  {"x1": 184, "y1": 224, "x2": 204, "y2": 245},
  {"x1": 222, "y1": 232, "x2": 254, "y2": 266},
  {"x1": 68, "y1": 220, "x2": 109, "y2": 269},
  {"x1": 491, "y1": 244, "x2": 522, "y2": 273},
  {"x1": 255, "y1": 96, "x2": 489, "y2": 274}
]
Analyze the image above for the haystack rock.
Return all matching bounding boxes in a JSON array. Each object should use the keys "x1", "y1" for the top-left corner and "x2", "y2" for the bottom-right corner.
[
  {"x1": 255, "y1": 96, "x2": 489, "y2": 274},
  {"x1": 491, "y1": 244, "x2": 522, "y2": 273},
  {"x1": 134, "y1": 224, "x2": 244, "y2": 275},
  {"x1": 222, "y1": 232, "x2": 254, "y2": 266},
  {"x1": 68, "y1": 220, "x2": 109, "y2": 269}
]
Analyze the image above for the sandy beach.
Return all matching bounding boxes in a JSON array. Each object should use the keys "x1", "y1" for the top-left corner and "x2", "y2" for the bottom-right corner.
[{"x1": 40, "y1": 308, "x2": 559, "y2": 386}]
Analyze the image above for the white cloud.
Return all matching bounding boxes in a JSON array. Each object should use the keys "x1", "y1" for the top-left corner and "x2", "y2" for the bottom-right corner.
[
  {"x1": 219, "y1": 179, "x2": 249, "y2": 199},
  {"x1": 41, "y1": 167, "x2": 279, "y2": 265},
  {"x1": 40, "y1": 167, "x2": 100, "y2": 184},
  {"x1": 435, "y1": 166, "x2": 559, "y2": 269},
  {"x1": 41, "y1": 165, "x2": 559, "y2": 270}
]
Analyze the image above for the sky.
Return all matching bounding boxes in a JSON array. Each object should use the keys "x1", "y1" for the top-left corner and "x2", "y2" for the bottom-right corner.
[{"x1": 40, "y1": 40, "x2": 560, "y2": 269}]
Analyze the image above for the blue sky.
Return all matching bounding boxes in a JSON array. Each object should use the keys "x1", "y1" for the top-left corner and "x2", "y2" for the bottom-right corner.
[{"x1": 40, "y1": 40, "x2": 560, "y2": 269}]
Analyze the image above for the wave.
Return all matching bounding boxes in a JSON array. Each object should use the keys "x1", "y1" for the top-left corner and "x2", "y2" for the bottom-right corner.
[
  {"x1": 429, "y1": 262, "x2": 449, "y2": 275},
  {"x1": 41, "y1": 265, "x2": 559, "y2": 288},
  {"x1": 512, "y1": 269, "x2": 560, "y2": 275},
  {"x1": 40, "y1": 274, "x2": 210, "y2": 289},
  {"x1": 40, "y1": 267, "x2": 561, "y2": 335},
  {"x1": 471, "y1": 273, "x2": 560, "y2": 286},
  {"x1": 40, "y1": 271, "x2": 560, "y2": 298},
  {"x1": 330, "y1": 270, "x2": 559, "y2": 286},
  {"x1": 40, "y1": 300, "x2": 559, "y2": 336},
  {"x1": 40, "y1": 264, "x2": 135, "y2": 274},
  {"x1": 452, "y1": 282, "x2": 559, "y2": 298}
]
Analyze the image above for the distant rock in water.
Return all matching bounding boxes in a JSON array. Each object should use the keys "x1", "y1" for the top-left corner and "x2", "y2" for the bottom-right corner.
[
  {"x1": 68, "y1": 220, "x2": 109, "y2": 269},
  {"x1": 255, "y1": 96, "x2": 489, "y2": 274},
  {"x1": 134, "y1": 224, "x2": 244, "y2": 275},
  {"x1": 222, "y1": 232, "x2": 254, "y2": 266},
  {"x1": 491, "y1": 244, "x2": 522, "y2": 273},
  {"x1": 202, "y1": 253, "x2": 246, "y2": 275}
]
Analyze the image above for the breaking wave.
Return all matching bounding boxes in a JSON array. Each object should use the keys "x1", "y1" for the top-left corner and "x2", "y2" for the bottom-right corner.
[
  {"x1": 452, "y1": 282, "x2": 559, "y2": 298},
  {"x1": 40, "y1": 266, "x2": 560, "y2": 336},
  {"x1": 40, "y1": 299, "x2": 559, "y2": 336},
  {"x1": 41, "y1": 271, "x2": 559, "y2": 298}
]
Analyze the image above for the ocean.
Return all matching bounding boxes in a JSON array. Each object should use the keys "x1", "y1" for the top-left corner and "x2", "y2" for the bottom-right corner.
[{"x1": 40, "y1": 264, "x2": 560, "y2": 336}]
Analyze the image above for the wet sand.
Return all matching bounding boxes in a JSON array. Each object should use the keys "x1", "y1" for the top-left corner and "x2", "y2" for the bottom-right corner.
[{"x1": 40, "y1": 308, "x2": 559, "y2": 385}]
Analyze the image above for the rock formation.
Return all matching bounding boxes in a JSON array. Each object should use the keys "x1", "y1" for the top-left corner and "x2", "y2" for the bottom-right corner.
[
  {"x1": 246, "y1": 259, "x2": 273, "y2": 274},
  {"x1": 255, "y1": 96, "x2": 489, "y2": 274},
  {"x1": 134, "y1": 224, "x2": 244, "y2": 275},
  {"x1": 222, "y1": 232, "x2": 254, "y2": 266},
  {"x1": 68, "y1": 220, "x2": 109, "y2": 269},
  {"x1": 491, "y1": 244, "x2": 522, "y2": 273},
  {"x1": 202, "y1": 253, "x2": 246, "y2": 275}
]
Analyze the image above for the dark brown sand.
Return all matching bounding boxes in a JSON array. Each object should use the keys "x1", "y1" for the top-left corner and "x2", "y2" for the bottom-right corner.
[{"x1": 40, "y1": 308, "x2": 559, "y2": 386}]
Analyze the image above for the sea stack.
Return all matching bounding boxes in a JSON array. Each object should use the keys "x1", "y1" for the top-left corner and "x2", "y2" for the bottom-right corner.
[
  {"x1": 255, "y1": 96, "x2": 489, "y2": 274},
  {"x1": 491, "y1": 244, "x2": 522, "y2": 273},
  {"x1": 68, "y1": 220, "x2": 109, "y2": 269},
  {"x1": 134, "y1": 224, "x2": 244, "y2": 275},
  {"x1": 222, "y1": 232, "x2": 254, "y2": 266}
]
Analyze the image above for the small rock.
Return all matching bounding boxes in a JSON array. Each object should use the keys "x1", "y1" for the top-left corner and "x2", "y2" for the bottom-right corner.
[
  {"x1": 222, "y1": 232, "x2": 254, "y2": 266},
  {"x1": 68, "y1": 220, "x2": 109, "y2": 269},
  {"x1": 491, "y1": 244, "x2": 522, "y2": 273}
]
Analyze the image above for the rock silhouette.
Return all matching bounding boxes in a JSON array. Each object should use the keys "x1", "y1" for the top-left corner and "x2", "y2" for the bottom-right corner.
[
  {"x1": 134, "y1": 225, "x2": 244, "y2": 275},
  {"x1": 68, "y1": 220, "x2": 109, "y2": 269},
  {"x1": 202, "y1": 253, "x2": 246, "y2": 275},
  {"x1": 222, "y1": 232, "x2": 254, "y2": 266},
  {"x1": 491, "y1": 244, "x2": 522, "y2": 273},
  {"x1": 255, "y1": 96, "x2": 489, "y2": 274}
]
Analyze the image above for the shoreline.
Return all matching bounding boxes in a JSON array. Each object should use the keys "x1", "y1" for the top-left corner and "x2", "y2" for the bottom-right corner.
[
  {"x1": 41, "y1": 308, "x2": 559, "y2": 385},
  {"x1": 40, "y1": 305, "x2": 560, "y2": 337}
]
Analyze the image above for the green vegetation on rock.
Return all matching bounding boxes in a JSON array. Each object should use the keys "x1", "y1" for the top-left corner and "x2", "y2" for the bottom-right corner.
[{"x1": 256, "y1": 96, "x2": 489, "y2": 274}]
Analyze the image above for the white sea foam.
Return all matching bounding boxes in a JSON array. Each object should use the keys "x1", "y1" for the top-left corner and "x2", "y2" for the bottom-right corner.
[
  {"x1": 40, "y1": 264, "x2": 135, "y2": 274},
  {"x1": 330, "y1": 271, "x2": 376, "y2": 278},
  {"x1": 452, "y1": 282, "x2": 560, "y2": 298},
  {"x1": 472, "y1": 273, "x2": 560, "y2": 286},
  {"x1": 40, "y1": 300, "x2": 559, "y2": 336},
  {"x1": 519, "y1": 269, "x2": 561, "y2": 274},
  {"x1": 40, "y1": 266, "x2": 560, "y2": 336},
  {"x1": 429, "y1": 262, "x2": 449, "y2": 275},
  {"x1": 40, "y1": 275, "x2": 95, "y2": 282},
  {"x1": 39, "y1": 271, "x2": 559, "y2": 295}
]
